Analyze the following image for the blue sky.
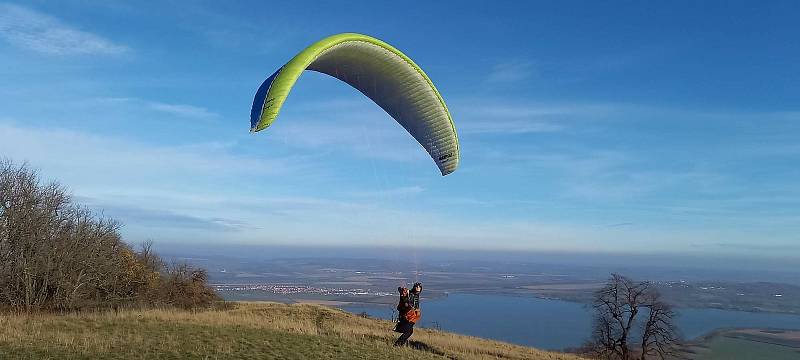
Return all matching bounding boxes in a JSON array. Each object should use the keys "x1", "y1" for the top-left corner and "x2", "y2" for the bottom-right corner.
[{"x1": 1, "y1": 1, "x2": 798, "y2": 259}]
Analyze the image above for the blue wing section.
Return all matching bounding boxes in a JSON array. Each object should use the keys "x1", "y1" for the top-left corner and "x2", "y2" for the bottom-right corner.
[{"x1": 250, "y1": 68, "x2": 281, "y2": 130}]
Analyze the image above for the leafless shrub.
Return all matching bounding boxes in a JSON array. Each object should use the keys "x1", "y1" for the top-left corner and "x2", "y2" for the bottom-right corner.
[{"x1": 156, "y1": 262, "x2": 219, "y2": 310}]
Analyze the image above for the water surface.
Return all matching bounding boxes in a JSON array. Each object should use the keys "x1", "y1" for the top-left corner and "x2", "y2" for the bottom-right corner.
[{"x1": 342, "y1": 293, "x2": 800, "y2": 350}]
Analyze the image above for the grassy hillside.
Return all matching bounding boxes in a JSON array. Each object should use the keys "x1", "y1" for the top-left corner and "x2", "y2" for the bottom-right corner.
[
  {"x1": 0, "y1": 303, "x2": 588, "y2": 359},
  {"x1": 0, "y1": 302, "x2": 584, "y2": 359}
]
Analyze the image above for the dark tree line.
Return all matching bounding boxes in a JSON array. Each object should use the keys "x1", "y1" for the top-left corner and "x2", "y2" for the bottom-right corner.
[
  {"x1": 0, "y1": 159, "x2": 218, "y2": 312},
  {"x1": 578, "y1": 274, "x2": 683, "y2": 360}
]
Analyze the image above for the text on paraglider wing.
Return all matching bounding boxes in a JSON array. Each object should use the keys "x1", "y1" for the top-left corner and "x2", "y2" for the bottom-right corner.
[{"x1": 438, "y1": 152, "x2": 454, "y2": 161}]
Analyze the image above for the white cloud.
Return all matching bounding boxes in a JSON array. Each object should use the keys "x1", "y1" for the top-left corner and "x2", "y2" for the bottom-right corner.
[
  {"x1": 0, "y1": 121, "x2": 302, "y2": 188},
  {"x1": 0, "y1": 121, "x2": 598, "y2": 250},
  {"x1": 0, "y1": 3, "x2": 128, "y2": 55},
  {"x1": 0, "y1": 120, "x2": 786, "y2": 256},
  {"x1": 0, "y1": 120, "x2": 321, "y2": 242}
]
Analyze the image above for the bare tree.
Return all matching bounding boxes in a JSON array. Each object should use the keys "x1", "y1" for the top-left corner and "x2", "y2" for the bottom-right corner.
[
  {"x1": 640, "y1": 293, "x2": 681, "y2": 360},
  {"x1": 586, "y1": 274, "x2": 682, "y2": 360}
]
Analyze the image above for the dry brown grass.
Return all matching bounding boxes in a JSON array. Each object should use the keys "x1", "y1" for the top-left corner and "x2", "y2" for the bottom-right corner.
[{"x1": 0, "y1": 302, "x2": 585, "y2": 359}]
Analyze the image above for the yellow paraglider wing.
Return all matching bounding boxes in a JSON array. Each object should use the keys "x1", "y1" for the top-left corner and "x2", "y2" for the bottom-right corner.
[{"x1": 250, "y1": 33, "x2": 460, "y2": 176}]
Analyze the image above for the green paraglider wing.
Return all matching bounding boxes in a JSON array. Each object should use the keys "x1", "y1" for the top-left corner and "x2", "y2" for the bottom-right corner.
[{"x1": 250, "y1": 33, "x2": 460, "y2": 176}]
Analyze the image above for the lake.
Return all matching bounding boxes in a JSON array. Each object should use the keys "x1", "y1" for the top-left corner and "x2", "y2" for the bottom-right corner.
[{"x1": 341, "y1": 293, "x2": 800, "y2": 350}]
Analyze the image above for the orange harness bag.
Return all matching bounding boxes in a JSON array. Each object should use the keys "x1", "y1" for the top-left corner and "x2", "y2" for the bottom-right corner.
[{"x1": 404, "y1": 309, "x2": 421, "y2": 324}]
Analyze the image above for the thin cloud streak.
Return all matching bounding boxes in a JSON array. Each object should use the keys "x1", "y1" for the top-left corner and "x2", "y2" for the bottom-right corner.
[
  {"x1": 454, "y1": 102, "x2": 622, "y2": 135},
  {"x1": 460, "y1": 120, "x2": 562, "y2": 134},
  {"x1": 89, "y1": 97, "x2": 219, "y2": 119},
  {"x1": 0, "y1": 3, "x2": 128, "y2": 55},
  {"x1": 147, "y1": 102, "x2": 218, "y2": 119},
  {"x1": 349, "y1": 185, "x2": 425, "y2": 198},
  {"x1": 80, "y1": 197, "x2": 250, "y2": 232},
  {"x1": 487, "y1": 59, "x2": 535, "y2": 83}
]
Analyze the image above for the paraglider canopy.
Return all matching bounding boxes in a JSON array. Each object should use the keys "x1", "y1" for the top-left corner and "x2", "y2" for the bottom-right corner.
[{"x1": 250, "y1": 33, "x2": 460, "y2": 176}]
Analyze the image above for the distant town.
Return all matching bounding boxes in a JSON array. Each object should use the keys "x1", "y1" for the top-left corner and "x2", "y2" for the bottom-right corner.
[{"x1": 212, "y1": 283, "x2": 394, "y2": 298}]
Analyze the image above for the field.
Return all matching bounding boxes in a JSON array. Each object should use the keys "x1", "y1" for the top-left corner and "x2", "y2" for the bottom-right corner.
[
  {"x1": 0, "y1": 302, "x2": 584, "y2": 360},
  {"x1": 684, "y1": 329, "x2": 800, "y2": 360}
]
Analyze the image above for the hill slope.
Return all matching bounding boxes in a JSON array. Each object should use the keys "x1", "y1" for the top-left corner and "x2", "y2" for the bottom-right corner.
[{"x1": 0, "y1": 302, "x2": 584, "y2": 359}]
